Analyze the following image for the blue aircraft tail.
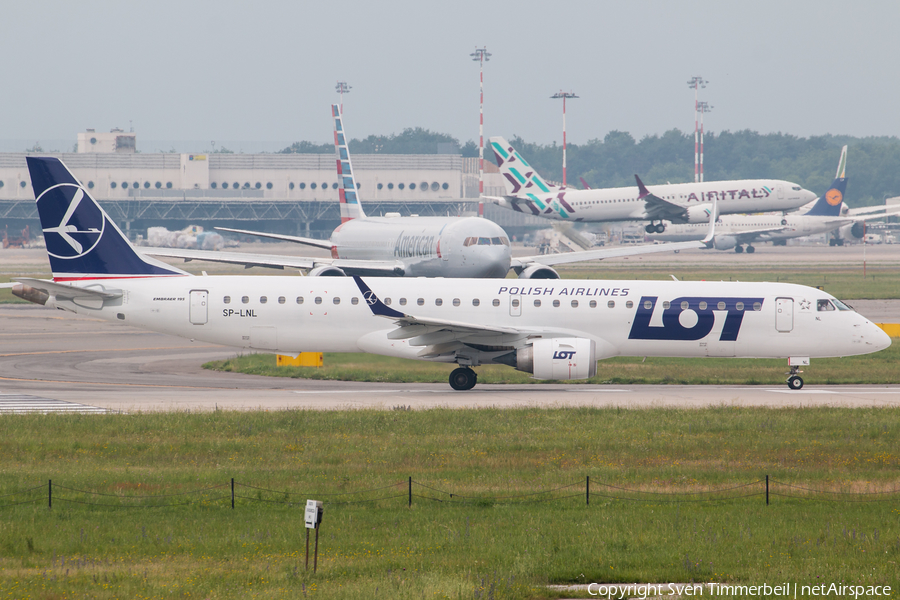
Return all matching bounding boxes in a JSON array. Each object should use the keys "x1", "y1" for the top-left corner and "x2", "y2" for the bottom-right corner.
[
  {"x1": 27, "y1": 157, "x2": 187, "y2": 281},
  {"x1": 803, "y1": 146, "x2": 849, "y2": 217}
]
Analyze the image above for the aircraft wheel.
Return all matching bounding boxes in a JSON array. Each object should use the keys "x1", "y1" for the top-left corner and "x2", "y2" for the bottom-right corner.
[
  {"x1": 734, "y1": 245, "x2": 744, "y2": 254},
  {"x1": 655, "y1": 223, "x2": 666, "y2": 234},
  {"x1": 449, "y1": 367, "x2": 477, "y2": 391},
  {"x1": 645, "y1": 224, "x2": 655, "y2": 234},
  {"x1": 746, "y1": 245, "x2": 756, "y2": 254},
  {"x1": 787, "y1": 376, "x2": 804, "y2": 390}
]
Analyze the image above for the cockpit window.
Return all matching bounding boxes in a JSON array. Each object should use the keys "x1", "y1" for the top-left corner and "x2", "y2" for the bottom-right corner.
[
  {"x1": 478, "y1": 237, "x2": 491, "y2": 245},
  {"x1": 792, "y1": 186, "x2": 801, "y2": 191},
  {"x1": 500, "y1": 237, "x2": 510, "y2": 246},
  {"x1": 817, "y1": 299, "x2": 836, "y2": 312},
  {"x1": 832, "y1": 299, "x2": 853, "y2": 311}
]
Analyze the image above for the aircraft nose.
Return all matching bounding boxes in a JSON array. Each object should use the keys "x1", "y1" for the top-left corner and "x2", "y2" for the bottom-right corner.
[
  {"x1": 870, "y1": 323, "x2": 893, "y2": 352},
  {"x1": 804, "y1": 188, "x2": 818, "y2": 202}
]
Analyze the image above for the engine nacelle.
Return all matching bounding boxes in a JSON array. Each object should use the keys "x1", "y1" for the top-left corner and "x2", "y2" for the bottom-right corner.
[
  {"x1": 307, "y1": 265, "x2": 347, "y2": 277},
  {"x1": 516, "y1": 264, "x2": 560, "y2": 279},
  {"x1": 712, "y1": 235, "x2": 737, "y2": 251},
  {"x1": 849, "y1": 222, "x2": 866, "y2": 240},
  {"x1": 685, "y1": 204, "x2": 715, "y2": 224},
  {"x1": 503, "y1": 338, "x2": 596, "y2": 380}
]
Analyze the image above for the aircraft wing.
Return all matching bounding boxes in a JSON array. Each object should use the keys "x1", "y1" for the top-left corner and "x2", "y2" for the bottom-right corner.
[
  {"x1": 635, "y1": 175, "x2": 689, "y2": 221},
  {"x1": 845, "y1": 204, "x2": 900, "y2": 217},
  {"x1": 353, "y1": 275, "x2": 556, "y2": 359},
  {"x1": 511, "y1": 239, "x2": 707, "y2": 268},
  {"x1": 140, "y1": 247, "x2": 407, "y2": 275},
  {"x1": 214, "y1": 227, "x2": 333, "y2": 250}
]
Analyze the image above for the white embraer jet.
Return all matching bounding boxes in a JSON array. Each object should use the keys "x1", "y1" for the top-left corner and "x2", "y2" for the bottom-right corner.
[
  {"x1": 486, "y1": 136, "x2": 818, "y2": 233},
  {"x1": 12, "y1": 157, "x2": 890, "y2": 391},
  {"x1": 143, "y1": 106, "x2": 713, "y2": 280},
  {"x1": 648, "y1": 146, "x2": 900, "y2": 252}
]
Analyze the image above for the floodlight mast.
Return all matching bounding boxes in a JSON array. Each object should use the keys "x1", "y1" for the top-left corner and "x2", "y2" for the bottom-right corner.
[
  {"x1": 686, "y1": 76, "x2": 707, "y2": 182},
  {"x1": 698, "y1": 101, "x2": 713, "y2": 182},
  {"x1": 470, "y1": 47, "x2": 491, "y2": 197},
  {"x1": 551, "y1": 91, "x2": 578, "y2": 187},
  {"x1": 335, "y1": 81, "x2": 352, "y2": 114}
]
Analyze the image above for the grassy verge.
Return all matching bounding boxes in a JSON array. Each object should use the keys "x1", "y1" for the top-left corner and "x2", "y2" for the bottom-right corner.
[
  {"x1": 204, "y1": 343, "x2": 900, "y2": 386},
  {"x1": 1, "y1": 408, "x2": 898, "y2": 598}
]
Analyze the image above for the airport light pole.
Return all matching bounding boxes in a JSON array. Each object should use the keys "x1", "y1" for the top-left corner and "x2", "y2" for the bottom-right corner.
[
  {"x1": 551, "y1": 91, "x2": 578, "y2": 187},
  {"x1": 698, "y1": 101, "x2": 712, "y2": 182},
  {"x1": 470, "y1": 47, "x2": 491, "y2": 198},
  {"x1": 335, "y1": 81, "x2": 352, "y2": 114},
  {"x1": 686, "y1": 76, "x2": 707, "y2": 182}
]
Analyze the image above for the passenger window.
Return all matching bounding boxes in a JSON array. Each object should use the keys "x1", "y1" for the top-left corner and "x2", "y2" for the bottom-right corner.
[
  {"x1": 333, "y1": 297, "x2": 341, "y2": 305},
  {"x1": 260, "y1": 296, "x2": 267, "y2": 304},
  {"x1": 608, "y1": 300, "x2": 615, "y2": 308},
  {"x1": 626, "y1": 301, "x2": 633, "y2": 309},
  {"x1": 351, "y1": 297, "x2": 359, "y2": 305},
  {"x1": 435, "y1": 298, "x2": 443, "y2": 306},
  {"x1": 663, "y1": 301, "x2": 670, "y2": 309},
  {"x1": 553, "y1": 300, "x2": 560, "y2": 308},
  {"x1": 643, "y1": 300, "x2": 653, "y2": 310},
  {"x1": 681, "y1": 301, "x2": 689, "y2": 310},
  {"x1": 399, "y1": 298, "x2": 407, "y2": 306},
  {"x1": 315, "y1": 297, "x2": 322, "y2": 305},
  {"x1": 736, "y1": 302, "x2": 744, "y2": 311},
  {"x1": 452, "y1": 298, "x2": 460, "y2": 307},
  {"x1": 472, "y1": 299, "x2": 480, "y2": 307},
  {"x1": 296, "y1": 296, "x2": 304, "y2": 304},
  {"x1": 534, "y1": 299, "x2": 541, "y2": 307},
  {"x1": 589, "y1": 300, "x2": 596, "y2": 308},
  {"x1": 699, "y1": 301, "x2": 707, "y2": 310},
  {"x1": 242, "y1": 296, "x2": 249, "y2": 304},
  {"x1": 223, "y1": 296, "x2": 231, "y2": 304},
  {"x1": 384, "y1": 298, "x2": 392, "y2": 305},
  {"x1": 417, "y1": 298, "x2": 425, "y2": 306},
  {"x1": 492, "y1": 299, "x2": 500, "y2": 307},
  {"x1": 511, "y1": 299, "x2": 519, "y2": 308},
  {"x1": 753, "y1": 302, "x2": 762, "y2": 311},
  {"x1": 278, "y1": 296, "x2": 285, "y2": 304},
  {"x1": 817, "y1": 299, "x2": 836, "y2": 311},
  {"x1": 571, "y1": 300, "x2": 578, "y2": 308},
  {"x1": 717, "y1": 301, "x2": 726, "y2": 310}
]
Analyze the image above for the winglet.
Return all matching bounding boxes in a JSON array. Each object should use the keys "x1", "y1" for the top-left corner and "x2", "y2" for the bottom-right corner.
[
  {"x1": 701, "y1": 195, "x2": 718, "y2": 245},
  {"x1": 634, "y1": 174, "x2": 651, "y2": 199},
  {"x1": 353, "y1": 276, "x2": 405, "y2": 318}
]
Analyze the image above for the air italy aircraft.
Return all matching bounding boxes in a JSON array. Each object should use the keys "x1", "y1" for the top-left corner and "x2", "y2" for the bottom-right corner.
[
  {"x1": 143, "y1": 106, "x2": 713, "y2": 280},
  {"x1": 485, "y1": 136, "x2": 818, "y2": 234},
  {"x1": 10, "y1": 157, "x2": 890, "y2": 392},
  {"x1": 648, "y1": 146, "x2": 900, "y2": 252}
]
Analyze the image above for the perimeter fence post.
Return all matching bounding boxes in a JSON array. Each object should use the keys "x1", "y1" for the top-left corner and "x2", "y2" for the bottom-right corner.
[
  {"x1": 48, "y1": 479, "x2": 52, "y2": 509},
  {"x1": 586, "y1": 476, "x2": 590, "y2": 506},
  {"x1": 231, "y1": 478, "x2": 235, "y2": 509},
  {"x1": 765, "y1": 475, "x2": 769, "y2": 506},
  {"x1": 408, "y1": 477, "x2": 412, "y2": 508}
]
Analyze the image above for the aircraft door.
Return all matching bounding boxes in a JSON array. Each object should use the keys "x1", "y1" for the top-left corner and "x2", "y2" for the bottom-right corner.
[
  {"x1": 775, "y1": 297, "x2": 793, "y2": 332},
  {"x1": 189, "y1": 290, "x2": 208, "y2": 325},
  {"x1": 777, "y1": 184, "x2": 784, "y2": 199},
  {"x1": 509, "y1": 294, "x2": 522, "y2": 317}
]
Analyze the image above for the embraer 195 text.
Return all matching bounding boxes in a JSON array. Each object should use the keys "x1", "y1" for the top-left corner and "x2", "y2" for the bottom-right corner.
[{"x1": 11, "y1": 157, "x2": 890, "y2": 391}]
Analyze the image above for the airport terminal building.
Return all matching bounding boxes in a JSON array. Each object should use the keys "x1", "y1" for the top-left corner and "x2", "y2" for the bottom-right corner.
[{"x1": 0, "y1": 130, "x2": 538, "y2": 238}]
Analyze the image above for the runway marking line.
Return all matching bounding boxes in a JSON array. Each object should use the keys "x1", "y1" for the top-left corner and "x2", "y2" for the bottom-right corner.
[{"x1": 0, "y1": 345, "x2": 221, "y2": 357}]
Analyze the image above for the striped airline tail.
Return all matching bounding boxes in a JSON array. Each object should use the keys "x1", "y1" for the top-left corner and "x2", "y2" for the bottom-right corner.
[{"x1": 333, "y1": 104, "x2": 365, "y2": 223}]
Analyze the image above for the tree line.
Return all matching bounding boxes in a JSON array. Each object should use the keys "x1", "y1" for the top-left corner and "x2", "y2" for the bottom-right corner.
[{"x1": 280, "y1": 129, "x2": 900, "y2": 207}]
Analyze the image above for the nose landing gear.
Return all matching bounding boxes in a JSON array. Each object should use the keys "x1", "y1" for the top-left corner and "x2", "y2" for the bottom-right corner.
[
  {"x1": 786, "y1": 365, "x2": 804, "y2": 390},
  {"x1": 449, "y1": 367, "x2": 478, "y2": 391}
]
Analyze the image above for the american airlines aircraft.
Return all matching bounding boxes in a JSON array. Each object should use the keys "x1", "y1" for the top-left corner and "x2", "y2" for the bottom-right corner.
[
  {"x1": 486, "y1": 137, "x2": 818, "y2": 233},
  {"x1": 144, "y1": 106, "x2": 711, "y2": 280},
  {"x1": 10, "y1": 157, "x2": 890, "y2": 391},
  {"x1": 648, "y1": 146, "x2": 900, "y2": 252}
]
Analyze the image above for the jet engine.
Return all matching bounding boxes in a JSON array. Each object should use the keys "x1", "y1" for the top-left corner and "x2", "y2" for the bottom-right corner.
[
  {"x1": 711, "y1": 235, "x2": 737, "y2": 251},
  {"x1": 834, "y1": 222, "x2": 865, "y2": 245},
  {"x1": 495, "y1": 338, "x2": 596, "y2": 380},
  {"x1": 516, "y1": 264, "x2": 560, "y2": 279},
  {"x1": 307, "y1": 265, "x2": 347, "y2": 277},
  {"x1": 685, "y1": 204, "x2": 715, "y2": 224}
]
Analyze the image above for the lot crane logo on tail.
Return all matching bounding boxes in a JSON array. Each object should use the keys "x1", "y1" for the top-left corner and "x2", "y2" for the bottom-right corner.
[{"x1": 38, "y1": 184, "x2": 105, "y2": 259}]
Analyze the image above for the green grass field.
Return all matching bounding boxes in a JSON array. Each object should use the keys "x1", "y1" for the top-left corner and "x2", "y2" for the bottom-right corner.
[
  {"x1": 1, "y1": 408, "x2": 898, "y2": 599},
  {"x1": 204, "y1": 342, "x2": 899, "y2": 386}
]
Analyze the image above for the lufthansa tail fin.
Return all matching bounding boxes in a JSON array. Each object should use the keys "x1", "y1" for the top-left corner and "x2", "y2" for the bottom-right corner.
[
  {"x1": 488, "y1": 136, "x2": 561, "y2": 197},
  {"x1": 803, "y1": 145, "x2": 849, "y2": 217},
  {"x1": 332, "y1": 104, "x2": 365, "y2": 223},
  {"x1": 27, "y1": 157, "x2": 187, "y2": 281}
]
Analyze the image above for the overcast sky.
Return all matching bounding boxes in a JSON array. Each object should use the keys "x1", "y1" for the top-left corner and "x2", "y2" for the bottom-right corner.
[{"x1": 3, "y1": 0, "x2": 898, "y2": 152}]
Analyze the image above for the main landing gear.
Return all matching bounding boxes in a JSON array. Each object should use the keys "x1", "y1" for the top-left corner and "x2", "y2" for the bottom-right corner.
[
  {"x1": 449, "y1": 367, "x2": 477, "y2": 391},
  {"x1": 645, "y1": 221, "x2": 666, "y2": 234},
  {"x1": 786, "y1": 365, "x2": 804, "y2": 390},
  {"x1": 734, "y1": 245, "x2": 756, "y2": 253}
]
